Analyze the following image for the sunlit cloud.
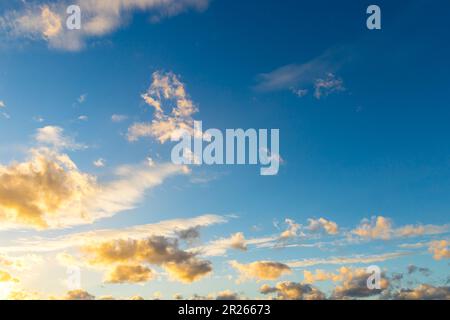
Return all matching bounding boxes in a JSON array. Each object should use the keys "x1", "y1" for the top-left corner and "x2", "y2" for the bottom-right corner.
[
  {"x1": 387, "y1": 284, "x2": 450, "y2": 300},
  {"x1": 260, "y1": 282, "x2": 325, "y2": 300},
  {"x1": 82, "y1": 236, "x2": 212, "y2": 283},
  {"x1": 128, "y1": 71, "x2": 198, "y2": 143},
  {"x1": 230, "y1": 260, "x2": 291, "y2": 282},
  {"x1": 428, "y1": 240, "x2": 450, "y2": 260},
  {"x1": 286, "y1": 252, "x2": 412, "y2": 268},
  {"x1": 0, "y1": 127, "x2": 189, "y2": 230},
  {"x1": 330, "y1": 268, "x2": 389, "y2": 299},
  {"x1": 307, "y1": 217, "x2": 339, "y2": 235},
  {"x1": 0, "y1": 0, "x2": 209, "y2": 51},
  {"x1": 35, "y1": 126, "x2": 86, "y2": 150},
  {"x1": 351, "y1": 216, "x2": 449, "y2": 240}
]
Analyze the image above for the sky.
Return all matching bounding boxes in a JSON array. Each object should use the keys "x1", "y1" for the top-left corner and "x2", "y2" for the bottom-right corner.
[{"x1": 0, "y1": 0, "x2": 449, "y2": 300}]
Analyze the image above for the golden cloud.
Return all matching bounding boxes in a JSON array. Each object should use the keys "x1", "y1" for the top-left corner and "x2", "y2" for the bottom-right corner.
[
  {"x1": 0, "y1": 148, "x2": 96, "y2": 229},
  {"x1": 0, "y1": 270, "x2": 18, "y2": 283},
  {"x1": 428, "y1": 240, "x2": 450, "y2": 260},
  {"x1": 389, "y1": 284, "x2": 450, "y2": 300},
  {"x1": 307, "y1": 217, "x2": 339, "y2": 235},
  {"x1": 352, "y1": 216, "x2": 449, "y2": 240},
  {"x1": 1, "y1": 0, "x2": 209, "y2": 51},
  {"x1": 260, "y1": 282, "x2": 325, "y2": 300},
  {"x1": 230, "y1": 260, "x2": 291, "y2": 281},
  {"x1": 128, "y1": 72, "x2": 198, "y2": 143},
  {"x1": 330, "y1": 267, "x2": 389, "y2": 299},
  {"x1": 82, "y1": 236, "x2": 212, "y2": 283},
  {"x1": 0, "y1": 146, "x2": 187, "y2": 230},
  {"x1": 63, "y1": 289, "x2": 95, "y2": 300},
  {"x1": 105, "y1": 264, "x2": 154, "y2": 284}
]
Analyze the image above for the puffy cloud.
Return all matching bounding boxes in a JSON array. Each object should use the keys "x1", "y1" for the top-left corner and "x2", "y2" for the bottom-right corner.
[
  {"x1": 352, "y1": 216, "x2": 392, "y2": 240},
  {"x1": 330, "y1": 268, "x2": 389, "y2": 299},
  {"x1": 260, "y1": 282, "x2": 325, "y2": 300},
  {"x1": 0, "y1": 148, "x2": 97, "y2": 229},
  {"x1": 0, "y1": 270, "x2": 18, "y2": 283},
  {"x1": 63, "y1": 289, "x2": 95, "y2": 300},
  {"x1": 176, "y1": 227, "x2": 200, "y2": 242},
  {"x1": 215, "y1": 290, "x2": 241, "y2": 300},
  {"x1": 303, "y1": 269, "x2": 343, "y2": 284},
  {"x1": 227, "y1": 233, "x2": 247, "y2": 251},
  {"x1": 352, "y1": 216, "x2": 449, "y2": 240},
  {"x1": 35, "y1": 126, "x2": 85, "y2": 150},
  {"x1": 82, "y1": 236, "x2": 212, "y2": 283},
  {"x1": 280, "y1": 219, "x2": 301, "y2": 239},
  {"x1": 0, "y1": 0, "x2": 209, "y2": 51},
  {"x1": 303, "y1": 266, "x2": 390, "y2": 300},
  {"x1": 230, "y1": 260, "x2": 291, "y2": 281},
  {"x1": 164, "y1": 259, "x2": 212, "y2": 283},
  {"x1": 0, "y1": 101, "x2": 5, "y2": 108},
  {"x1": 307, "y1": 218, "x2": 339, "y2": 235},
  {"x1": 0, "y1": 147, "x2": 187, "y2": 230},
  {"x1": 128, "y1": 71, "x2": 198, "y2": 143},
  {"x1": 389, "y1": 284, "x2": 450, "y2": 300},
  {"x1": 428, "y1": 240, "x2": 450, "y2": 260},
  {"x1": 105, "y1": 264, "x2": 154, "y2": 284}
]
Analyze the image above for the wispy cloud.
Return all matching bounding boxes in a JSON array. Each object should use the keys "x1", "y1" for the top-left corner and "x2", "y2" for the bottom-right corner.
[
  {"x1": 1, "y1": 214, "x2": 227, "y2": 253},
  {"x1": 0, "y1": 0, "x2": 209, "y2": 51},
  {"x1": 286, "y1": 252, "x2": 413, "y2": 268},
  {"x1": 254, "y1": 48, "x2": 348, "y2": 99},
  {"x1": 0, "y1": 126, "x2": 190, "y2": 230},
  {"x1": 111, "y1": 114, "x2": 128, "y2": 123}
]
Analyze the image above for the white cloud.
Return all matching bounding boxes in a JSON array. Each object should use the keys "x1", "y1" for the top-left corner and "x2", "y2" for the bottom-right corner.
[
  {"x1": 128, "y1": 71, "x2": 198, "y2": 143},
  {"x1": 254, "y1": 48, "x2": 347, "y2": 99},
  {"x1": 0, "y1": 127, "x2": 190, "y2": 230},
  {"x1": 1, "y1": 214, "x2": 227, "y2": 253},
  {"x1": 351, "y1": 216, "x2": 449, "y2": 240},
  {"x1": 0, "y1": 101, "x2": 5, "y2": 108},
  {"x1": 93, "y1": 158, "x2": 105, "y2": 168},
  {"x1": 35, "y1": 126, "x2": 86, "y2": 150},
  {"x1": 286, "y1": 252, "x2": 412, "y2": 268},
  {"x1": 280, "y1": 219, "x2": 301, "y2": 239},
  {"x1": 307, "y1": 218, "x2": 339, "y2": 235},
  {"x1": 111, "y1": 114, "x2": 128, "y2": 123},
  {"x1": 313, "y1": 73, "x2": 344, "y2": 99},
  {"x1": 0, "y1": 0, "x2": 209, "y2": 51}
]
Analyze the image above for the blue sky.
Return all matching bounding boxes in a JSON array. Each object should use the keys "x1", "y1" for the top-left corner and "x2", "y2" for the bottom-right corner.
[{"x1": 0, "y1": 0, "x2": 449, "y2": 300}]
